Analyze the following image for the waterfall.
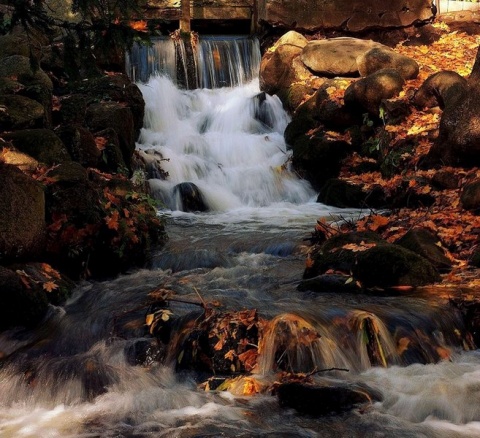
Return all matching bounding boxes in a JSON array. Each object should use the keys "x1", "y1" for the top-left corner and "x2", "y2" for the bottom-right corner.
[{"x1": 126, "y1": 35, "x2": 261, "y2": 88}]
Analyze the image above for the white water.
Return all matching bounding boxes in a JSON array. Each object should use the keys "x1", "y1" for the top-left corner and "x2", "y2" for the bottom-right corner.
[{"x1": 2, "y1": 52, "x2": 480, "y2": 438}]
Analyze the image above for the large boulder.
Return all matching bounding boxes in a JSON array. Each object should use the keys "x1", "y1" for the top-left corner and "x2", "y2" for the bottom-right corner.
[
  {"x1": 259, "y1": 31, "x2": 312, "y2": 95},
  {"x1": 413, "y1": 71, "x2": 467, "y2": 109},
  {"x1": 3, "y1": 129, "x2": 71, "y2": 166},
  {"x1": 0, "y1": 163, "x2": 46, "y2": 262},
  {"x1": 304, "y1": 231, "x2": 441, "y2": 289},
  {"x1": 357, "y1": 47, "x2": 419, "y2": 80},
  {"x1": 344, "y1": 68, "x2": 405, "y2": 116},
  {"x1": 0, "y1": 55, "x2": 53, "y2": 126},
  {"x1": 259, "y1": 0, "x2": 434, "y2": 33},
  {"x1": 422, "y1": 49, "x2": 480, "y2": 168},
  {"x1": 300, "y1": 38, "x2": 384, "y2": 76},
  {"x1": 290, "y1": 135, "x2": 352, "y2": 191},
  {"x1": 461, "y1": 179, "x2": 480, "y2": 212}
]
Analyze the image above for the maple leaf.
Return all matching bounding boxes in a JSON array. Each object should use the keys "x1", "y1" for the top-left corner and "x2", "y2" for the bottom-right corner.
[
  {"x1": 95, "y1": 136, "x2": 108, "y2": 151},
  {"x1": 43, "y1": 281, "x2": 59, "y2": 292},
  {"x1": 105, "y1": 210, "x2": 120, "y2": 230}
]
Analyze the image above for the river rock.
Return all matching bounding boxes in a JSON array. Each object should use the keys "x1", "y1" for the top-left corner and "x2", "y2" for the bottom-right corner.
[
  {"x1": 297, "y1": 274, "x2": 362, "y2": 293},
  {"x1": 259, "y1": 31, "x2": 312, "y2": 95},
  {"x1": 357, "y1": 47, "x2": 419, "y2": 80},
  {"x1": 301, "y1": 38, "x2": 384, "y2": 77},
  {"x1": 173, "y1": 182, "x2": 208, "y2": 212},
  {"x1": 344, "y1": 68, "x2": 405, "y2": 117},
  {"x1": 3, "y1": 129, "x2": 71, "y2": 166},
  {"x1": 260, "y1": 0, "x2": 434, "y2": 33},
  {"x1": 396, "y1": 228, "x2": 452, "y2": 273},
  {"x1": 0, "y1": 163, "x2": 45, "y2": 262},
  {"x1": 0, "y1": 94, "x2": 44, "y2": 130},
  {"x1": 277, "y1": 382, "x2": 373, "y2": 416},
  {"x1": 304, "y1": 231, "x2": 441, "y2": 289},
  {"x1": 413, "y1": 71, "x2": 468, "y2": 109}
]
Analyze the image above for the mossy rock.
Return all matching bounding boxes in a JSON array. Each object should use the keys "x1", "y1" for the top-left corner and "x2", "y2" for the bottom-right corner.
[
  {"x1": 0, "y1": 163, "x2": 45, "y2": 263},
  {"x1": 305, "y1": 231, "x2": 440, "y2": 288},
  {"x1": 3, "y1": 129, "x2": 71, "y2": 166},
  {"x1": 0, "y1": 95, "x2": 44, "y2": 130},
  {"x1": 396, "y1": 228, "x2": 452, "y2": 273},
  {"x1": 56, "y1": 125, "x2": 101, "y2": 168}
]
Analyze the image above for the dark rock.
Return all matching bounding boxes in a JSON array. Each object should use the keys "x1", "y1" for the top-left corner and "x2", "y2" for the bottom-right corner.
[
  {"x1": 56, "y1": 125, "x2": 101, "y2": 168},
  {"x1": 291, "y1": 136, "x2": 352, "y2": 191},
  {"x1": 413, "y1": 71, "x2": 468, "y2": 109},
  {"x1": 318, "y1": 178, "x2": 387, "y2": 209},
  {"x1": 78, "y1": 74, "x2": 145, "y2": 136},
  {"x1": 58, "y1": 94, "x2": 88, "y2": 125},
  {"x1": 3, "y1": 129, "x2": 71, "y2": 166},
  {"x1": 86, "y1": 102, "x2": 136, "y2": 167},
  {"x1": 305, "y1": 231, "x2": 441, "y2": 288},
  {"x1": 173, "y1": 182, "x2": 208, "y2": 212},
  {"x1": 0, "y1": 163, "x2": 45, "y2": 263},
  {"x1": 45, "y1": 161, "x2": 89, "y2": 184},
  {"x1": 396, "y1": 228, "x2": 452, "y2": 273},
  {"x1": 284, "y1": 97, "x2": 317, "y2": 147},
  {"x1": 344, "y1": 68, "x2": 405, "y2": 117},
  {"x1": 0, "y1": 266, "x2": 49, "y2": 330},
  {"x1": 0, "y1": 95, "x2": 44, "y2": 130},
  {"x1": 277, "y1": 382, "x2": 372, "y2": 416},
  {"x1": 461, "y1": 179, "x2": 480, "y2": 212},
  {"x1": 95, "y1": 128, "x2": 128, "y2": 174},
  {"x1": 301, "y1": 38, "x2": 384, "y2": 77},
  {"x1": 431, "y1": 169, "x2": 460, "y2": 190},
  {"x1": 357, "y1": 47, "x2": 419, "y2": 80},
  {"x1": 297, "y1": 274, "x2": 362, "y2": 293},
  {"x1": 313, "y1": 79, "x2": 360, "y2": 130}
]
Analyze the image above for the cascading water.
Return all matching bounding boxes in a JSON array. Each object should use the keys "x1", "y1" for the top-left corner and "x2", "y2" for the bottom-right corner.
[{"x1": 2, "y1": 37, "x2": 480, "y2": 438}]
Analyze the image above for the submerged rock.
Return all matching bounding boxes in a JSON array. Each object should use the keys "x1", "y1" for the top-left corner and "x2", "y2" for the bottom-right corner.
[{"x1": 277, "y1": 382, "x2": 373, "y2": 416}]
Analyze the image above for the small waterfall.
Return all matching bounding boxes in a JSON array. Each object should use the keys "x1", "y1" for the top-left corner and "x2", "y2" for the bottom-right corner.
[{"x1": 126, "y1": 35, "x2": 261, "y2": 88}]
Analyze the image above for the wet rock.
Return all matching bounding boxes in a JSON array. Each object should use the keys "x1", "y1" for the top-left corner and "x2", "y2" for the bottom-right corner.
[
  {"x1": 291, "y1": 135, "x2": 352, "y2": 191},
  {"x1": 0, "y1": 163, "x2": 45, "y2": 262},
  {"x1": 277, "y1": 382, "x2": 372, "y2": 416},
  {"x1": 0, "y1": 95, "x2": 44, "y2": 130},
  {"x1": 301, "y1": 38, "x2": 384, "y2": 77},
  {"x1": 357, "y1": 47, "x2": 419, "y2": 80},
  {"x1": 396, "y1": 228, "x2": 452, "y2": 273},
  {"x1": 284, "y1": 97, "x2": 317, "y2": 147},
  {"x1": 173, "y1": 182, "x2": 208, "y2": 212},
  {"x1": 305, "y1": 231, "x2": 441, "y2": 289},
  {"x1": 461, "y1": 179, "x2": 480, "y2": 212},
  {"x1": 344, "y1": 68, "x2": 405, "y2": 117},
  {"x1": 297, "y1": 274, "x2": 362, "y2": 293},
  {"x1": 0, "y1": 266, "x2": 49, "y2": 330},
  {"x1": 413, "y1": 71, "x2": 468, "y2": 109},
  {"x1": 3, "y1": 129, "x2": 71, "y2": 166}
]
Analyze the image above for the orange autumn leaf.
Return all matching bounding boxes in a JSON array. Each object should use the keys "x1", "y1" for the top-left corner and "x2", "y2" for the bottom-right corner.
[
  {"x1": 129, "y1": 20, "x2": 148, "y2": 32},
  {"x1": 95, "y1": 136, "x2": 108, "y2": 151},
  {"x1": 105, "y1": 210, "x2": 120, "y2": 231},
  {"x1": 43, "y1": 281, "x2": 59, "y2": 293}
]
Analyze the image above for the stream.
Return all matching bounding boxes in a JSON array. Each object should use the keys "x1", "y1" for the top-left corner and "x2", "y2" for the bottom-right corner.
[{"x1": 1, "y1": 36, "x2": 480, "y2": 438}]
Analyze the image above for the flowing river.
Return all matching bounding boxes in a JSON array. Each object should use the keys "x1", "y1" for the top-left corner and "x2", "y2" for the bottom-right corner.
[{"x1": 1, "y1": 37, "x2": 480, "y2": 438}]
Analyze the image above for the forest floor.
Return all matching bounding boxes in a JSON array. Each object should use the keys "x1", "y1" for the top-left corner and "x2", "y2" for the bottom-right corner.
[{"x1": 323, "y1": 17, "x2": 480, "y2": 290}]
